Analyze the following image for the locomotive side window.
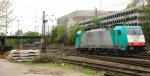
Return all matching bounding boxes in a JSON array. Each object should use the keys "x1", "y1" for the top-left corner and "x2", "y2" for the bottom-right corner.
[{"x1": 118, "y1": 30, "x2": 121, "y2": 35}]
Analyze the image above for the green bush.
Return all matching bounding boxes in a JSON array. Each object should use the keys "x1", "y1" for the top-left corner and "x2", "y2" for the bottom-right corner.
[
  {"x1": 50, "y1": 25, "x2": 66, "y2": 43},
  {"x1": 67, "y1": 24, "x2": 84, "y2": 44},
  {"x1": 50, "y1": 24, "x2": 84, "y2": 45},
  {"x1": 32, "y1": 53, "x2": 63, "y2": 63}
]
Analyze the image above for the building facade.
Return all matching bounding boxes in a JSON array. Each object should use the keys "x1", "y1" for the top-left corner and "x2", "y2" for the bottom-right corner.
[
  {"x1": 57, "y1": 8, "x2": 140, "y2": 28},
  {"x1": 79, "y1": 8, "x2": 140, "y2": 27},
  {"x1": 57, "y1": 10, "x2": 115, "y2": 27}
]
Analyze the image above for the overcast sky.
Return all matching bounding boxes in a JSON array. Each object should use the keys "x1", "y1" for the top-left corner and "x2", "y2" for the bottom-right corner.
[{"x1": 6, "y1": 0, "x2": 132, "y2": 35}]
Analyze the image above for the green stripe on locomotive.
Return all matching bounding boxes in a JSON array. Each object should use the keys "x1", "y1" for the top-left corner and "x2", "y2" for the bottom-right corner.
[{"x1": 75, "y1": 31, "x2": 82, "y2": 47}]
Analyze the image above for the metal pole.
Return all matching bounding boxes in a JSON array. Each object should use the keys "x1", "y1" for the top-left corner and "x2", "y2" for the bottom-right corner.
[
  {"x1": 65, "y1": 19, "x2": 67, "y2": 45},
  {"x1": 11, "y1": 25, "x2": 13, "y2": 36},
  {"x1": 17, "y1": 20, "x2": 20, "y2": 50},
  {"x1": 48, "y1": 25, "x2": 50, "y2": 36},
  {"x1": 95, "y1": 7, "x2": 98, "y2": 27},
  {"x1": 137, "y1": 8, "x2": 138, "y2": 26},
  {"x1": 21, "y1": 27, "x2": 22, "y2": 48},
  {"x1": 5, "y1": 0, "x2": 8, "y2": 46},
  {"x1": 95, "y1": 7, "x2": 98, "y2": 19},
  {"x1": 42, "y1": 11, "x2": 46, "y2": 53}
]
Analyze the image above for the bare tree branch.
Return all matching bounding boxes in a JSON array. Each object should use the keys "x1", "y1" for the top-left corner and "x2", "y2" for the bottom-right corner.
[{"x1": 0, "y1": 0, "x2": 13, "y2": 29}]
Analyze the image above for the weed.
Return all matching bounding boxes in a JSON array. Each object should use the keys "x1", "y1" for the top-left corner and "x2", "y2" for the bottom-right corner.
[{"x1": 32, "y1": 53, "x2": 63, "y2": 64}]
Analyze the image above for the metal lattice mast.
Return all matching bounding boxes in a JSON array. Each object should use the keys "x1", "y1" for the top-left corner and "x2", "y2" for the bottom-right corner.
[{"x1": 42, "y1": 11, "x2": 46, "y2": 53}]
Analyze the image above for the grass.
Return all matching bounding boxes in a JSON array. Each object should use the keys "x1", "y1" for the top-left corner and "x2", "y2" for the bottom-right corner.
[
  {"x1": 20, "y1": 53, "x2": 125, "y2": 76},
  {"x1": 21, "y1": 53, "x2": 127, "y2": 76},
  {"x1": 23, "y1": 61, "x2": 105, "y2": 76},
  {"x1": 82, "y1": 68, "x2": 105, "y2": 76},
  {"x1": 22, "y1": 53, "x2": 105, "y2": 76}
]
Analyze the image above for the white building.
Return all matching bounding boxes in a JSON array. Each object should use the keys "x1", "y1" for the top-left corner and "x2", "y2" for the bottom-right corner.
[
  {"x1": 57, "y1": 10, "x2": 115, "y2": 28},
  {"x1": 79, "y1": 8, "x2": 140, "y2": 27}
]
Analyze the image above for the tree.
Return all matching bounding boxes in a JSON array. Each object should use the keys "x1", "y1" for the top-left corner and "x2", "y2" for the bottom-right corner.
[
  {"x1": 126, "y1": 0, "x2": 140, "y2": 8},
  {"x1": 126, "y1": 0, "x2": 149, "y2": 9},
  {"x1": 50, "y1": 24, "x2": 84, "y2": 44},
  {"x1": 23, "y1": 31, "x2": 40, "y2": 44},
  {"x1": 50, "y1": 26, "x2": 58, "y2": 42},
  {"x1": 24, "y1": 31, "x2": 39, "y2": 36},
  {"x1": 6, "y1": 39, "x2": 15, "y2": 46},
  {"x1": 67, "y1": 24, "x2": 84, "y2": 44},
  {"x1": 0, "y1": 32, "x2": 4, "y2": 36},
  {"x1": 85, "y1": 16, "x2": 102, "y2": 30},
  {"x1": 0, "y1": 0, "x2": 13, "y2": 29},
  {"x1": 15, "y1": 30, "x2": 23, "y2": 36},
  {"x1": 50, "y1": 25, "x2": 66, "y2": 43},
  {"x1": 93, "y1": 16, "x2": 102, "y2": 27},
  {"x1": 140, "y1": 4, "x2": 150, "y2": 44},
  {"x1": 126, "y1": 0, "x2": 150, "y2": 44}
]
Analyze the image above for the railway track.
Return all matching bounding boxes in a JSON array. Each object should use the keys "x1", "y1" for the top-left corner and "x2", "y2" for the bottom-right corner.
[
  {"x1": 73, "y1": 54, "x2": 150, "y2": 68},
  {"x1": 47, "y1": 49, "x2": 150, "y2": 75},
  {"x1": 48, "y1": 48, "x2": 150, "y2": 59},
  {"x1": 63, "y1": 58, "x2": 150, "y2": 76},
  {"x1": 127, "y1": 54, "x2": 150, "y2": 60},
  {"x1": 48, "y1": 49, "x2": 150, "y2": 68}
]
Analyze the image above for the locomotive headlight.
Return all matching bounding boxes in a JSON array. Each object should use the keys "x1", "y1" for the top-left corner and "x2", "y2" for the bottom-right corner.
[
  {"x1": 139, "y1": 42, "x2": 145, "y2": 46},
  {"x1": 128, "y1": 42, "x2": 133, "y2": 46},
  {"x1": 130, "y1": 47, "x2": 133, "y2": 50}
]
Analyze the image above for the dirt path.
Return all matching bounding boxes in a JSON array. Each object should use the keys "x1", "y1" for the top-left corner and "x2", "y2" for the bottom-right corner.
[{"x1": 0, "y1": 59, "x2": 85, "y2": 76}]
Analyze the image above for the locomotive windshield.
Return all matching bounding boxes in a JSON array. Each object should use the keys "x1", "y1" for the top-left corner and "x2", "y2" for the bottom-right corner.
[{"x1": 126, "y1": 28, "x2": 143, "y2": 35}]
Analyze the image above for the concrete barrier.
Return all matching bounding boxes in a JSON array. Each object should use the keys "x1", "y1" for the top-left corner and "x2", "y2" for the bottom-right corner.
[{"x1": 8, "y1": 50, "x2": 40, "y2": 62}]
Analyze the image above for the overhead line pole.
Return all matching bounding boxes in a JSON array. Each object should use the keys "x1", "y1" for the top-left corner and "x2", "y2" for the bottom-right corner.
[
  {"x1": 5, "y1": 0, "x2": 8, "y2": 46},
  {"x1": 42, "y1": 11, "x2": 46, "y2": 53},
  {"x1": 17, "y1": 20, "x2": 20, "y2": 50}
]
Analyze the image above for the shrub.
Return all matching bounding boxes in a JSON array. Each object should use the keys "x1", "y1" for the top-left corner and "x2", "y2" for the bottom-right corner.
[
  {"x1": 67, "y1": 24, "x2": 84, "y2": 44},
  {"x1": 32, "y1": 53, "x2": 63, "y2": 64},
  {"x1": 50, "y1": 25, "x2": 66, "y2": 43}
]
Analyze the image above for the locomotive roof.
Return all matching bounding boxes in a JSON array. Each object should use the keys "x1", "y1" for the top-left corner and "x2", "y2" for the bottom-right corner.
[
  {"x1": 114, "y1": 26, "x2": 142, "y2": 30},
  {"x1": 77, "y1": 31, "x2": 82, "y2": 34},
  {"x1": 82, "y1": 28, "x2": 111, "y2": 33},
  {"x1": 77, "y1": 26, "x2": 142, "y2": 34}
]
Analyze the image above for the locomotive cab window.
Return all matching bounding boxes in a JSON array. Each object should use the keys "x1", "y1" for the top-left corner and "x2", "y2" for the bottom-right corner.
[
  {"x1": 118, "y1": 30, "x2": 121, "y2": 35},
  {"x1": 126, "y1": 28, "x2": 143, "y2": 35}
]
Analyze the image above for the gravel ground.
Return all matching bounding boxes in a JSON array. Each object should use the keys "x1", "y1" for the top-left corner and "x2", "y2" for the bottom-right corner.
[{"x1": 0, "y1": 59, "x2": 85, "y2": 76}]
